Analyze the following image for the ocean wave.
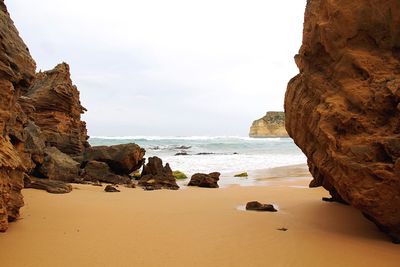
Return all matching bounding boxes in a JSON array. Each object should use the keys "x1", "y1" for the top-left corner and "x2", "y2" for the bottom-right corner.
[{"x1": 90, "y1": 135, "x2": 284, "y2": 141}]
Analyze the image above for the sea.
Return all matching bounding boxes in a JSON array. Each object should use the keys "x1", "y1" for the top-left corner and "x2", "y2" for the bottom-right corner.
[{"x1": 89, "y1": 136, "x2": 307, "y2": 178}]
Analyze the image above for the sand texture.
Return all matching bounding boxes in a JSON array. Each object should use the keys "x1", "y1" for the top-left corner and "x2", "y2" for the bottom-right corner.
[{"x1": 0, "y1": 166, "x2": 399, "y2": 267}]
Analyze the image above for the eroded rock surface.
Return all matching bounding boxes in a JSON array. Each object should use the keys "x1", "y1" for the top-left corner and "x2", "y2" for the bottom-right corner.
[
  {"x1": 0, "y1": 0, "x2": 36, "y2": 231},
  {"x1": 38, "y1": 147, "x2": 80, "y2": 182},
  {"x1": 285, "y1": 0, "x2": 400, "y2": 242},
  {"x1": 22, "y1": 63, "x2": 89, "y2": 156}
]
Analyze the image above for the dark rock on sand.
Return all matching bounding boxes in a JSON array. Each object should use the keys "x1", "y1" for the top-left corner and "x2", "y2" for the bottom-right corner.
[
  {"x1": 285, "y1": 0, "x2": 400, "y2": 241},
  {"x1": 138, "y1": 157, "x2": 179, "y2": 190},
  {"x1": 82, "y1": 160, "x2": 130, "y2": 184},
  {"x1": 246, "y1": 201, "x2": 277, "y2": 212},
  {"x1": 104, "y1": 185, "x2": 120, "y2": 192},
  {"x1": 188, "y1": 172, "x2": 220, "y2": 188},
  {"x1": 24, "y1": 175, "x2": 72, "y2": 194},
  {"x1": 84, "y1": 143, "x2": 145, "y2": 175}
]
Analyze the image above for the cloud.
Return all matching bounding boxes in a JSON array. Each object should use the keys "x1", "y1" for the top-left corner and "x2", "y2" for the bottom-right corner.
[{"x1": 7, "y1": 0, "x2": 306, "y2": 136}]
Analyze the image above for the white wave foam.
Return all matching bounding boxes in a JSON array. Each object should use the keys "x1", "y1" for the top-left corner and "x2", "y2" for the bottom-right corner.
[{"x1": 90, "y1": 135, "x2": 284, "y2": 141}]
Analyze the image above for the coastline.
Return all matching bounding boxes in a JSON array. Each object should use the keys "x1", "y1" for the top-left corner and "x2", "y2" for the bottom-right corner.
[{"x1": 0, "y1": 165, "x2": 398, "y2": 267}]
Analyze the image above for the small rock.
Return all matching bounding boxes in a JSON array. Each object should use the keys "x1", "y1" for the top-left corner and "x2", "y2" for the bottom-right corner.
[
  {"x1": 246, "y1": 201, "x2": 277, "y2": 212},
  {"x1": 188, "y1": 172, "x2": 220, "y2": 188},
  {"x1": 104, "y1": 185, "x2": 120, "y2": 192},
  {"x1": 277, "y1": 228, "x2": 288, "y2": 231}
]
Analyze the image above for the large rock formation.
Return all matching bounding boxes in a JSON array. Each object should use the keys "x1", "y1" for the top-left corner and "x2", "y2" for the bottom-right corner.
[
  {"x1": 84, "y1": 144, "x2": 145, "y2": 175},
  {"x1": 21, "y1": 63, "x2": 89, "y2": 156},
  {"x1": 285, "y1": 0, "x2": 400, "y2": 242},
  {"x1": 0, "y1": 0, "x2": 36, "y2": 231},
  {"x1": 249, "y1": 112, "x2": 288, "y2": 138}
]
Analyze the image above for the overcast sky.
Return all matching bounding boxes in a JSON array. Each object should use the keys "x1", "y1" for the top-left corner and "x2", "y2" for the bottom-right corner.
[{"x1": 7, "y1": 0, "x2": 306, "y2": 137}]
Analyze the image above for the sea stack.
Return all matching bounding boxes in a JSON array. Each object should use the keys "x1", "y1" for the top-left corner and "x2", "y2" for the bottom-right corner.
[
  {"x1": 249, "y1": 111, "x2": 288, "y2": 138},
  {"x1": 285, "y1": 0, "x2": 400, "y2": 242}
]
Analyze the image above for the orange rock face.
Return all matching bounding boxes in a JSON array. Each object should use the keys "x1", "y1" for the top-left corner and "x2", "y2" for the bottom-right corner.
[
  {"x1": 285, "y1": 0, "x2": 400, "y2": 242},
  {"x1": 23, "y1": 63, "x2": 89, "y2": 156},
  {"x1": 0, "y1": 1, "x2": 36, "y2": 231}
]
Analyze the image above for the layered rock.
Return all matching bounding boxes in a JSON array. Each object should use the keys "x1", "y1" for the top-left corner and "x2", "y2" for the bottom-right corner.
[
  {"x1": 0, "y1": 0, "x2": 36, "y2": 231},
  {"x1": 22, "y1": 63, "x2": 89, "y2": 156},
  {"x1": 249, "y1": 112, "x2": 288, "y2": 138},
  {"x1": 285, "y1": 0, "x2": 400, "y2": 242}
]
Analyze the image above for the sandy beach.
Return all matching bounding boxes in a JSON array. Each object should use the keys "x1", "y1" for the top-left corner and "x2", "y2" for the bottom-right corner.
[{"x1": 0, "y1": 165, "x2": 399, "y2": 267}]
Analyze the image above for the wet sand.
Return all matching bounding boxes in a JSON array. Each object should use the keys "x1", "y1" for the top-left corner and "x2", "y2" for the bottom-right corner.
[{"x1": 0, "y1": 165, "x2": 399, "y2": 267}]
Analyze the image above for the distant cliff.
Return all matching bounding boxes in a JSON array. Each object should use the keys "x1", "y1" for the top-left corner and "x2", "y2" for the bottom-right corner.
[{"x1": 249, "y1": 112, "x2": 288, "y2": 138}]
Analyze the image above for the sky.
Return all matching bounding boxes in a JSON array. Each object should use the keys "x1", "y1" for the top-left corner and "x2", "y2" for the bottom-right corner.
[{"x1": 7, "y1": 0, "x2": 306, "y2": 137}]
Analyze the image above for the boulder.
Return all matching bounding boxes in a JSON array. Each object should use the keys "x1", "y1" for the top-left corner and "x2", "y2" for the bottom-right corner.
[
  {"x1": 0, "y1": 0, "x2": 36, "y2": 231},
  {"x1": 24, "y1": 175, "x2": 72, "y2": 194},
  {"x1": 84, "y1": 143, "x2": 145, "y2": 175},
  {"x1": 104, "y1": 185, "x2": 120, "y2": 193},
  {"x1": 23, "y1": 121, "x2": 45, "y2": 165},
  {"x1": 285, "y1": 0, "x2": 400, "y2": 242},
  {"x1": 38, "y1": 147, "x2": 80, "y2": 182},
  {"x1": 246, "y1": 201, "x2": 277, "y2": 212},
  {"x1": 188, "y1": 172, "x2": 220, "y2": 188},
  {"x1": 82, "y1": 160, "x2": 129, "y2": 184},
  {"x1": 138, "y1": 157, "x2": 179, "y2": 190}
]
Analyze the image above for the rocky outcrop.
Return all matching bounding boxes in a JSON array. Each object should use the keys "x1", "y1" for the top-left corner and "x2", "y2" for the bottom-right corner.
[
  {"x1": 24, "y1": 176, "x2": 72, "y2": 194},
  {"x1": 22, "y1": 63, "x2": 89, "y2": 156},
  {"x1": 285, "y1": 0, "x2": 400, "y2": 242},
  {"x1": 0, "y1": 0, "x2": 36, "y2": 231},
  {"x1": 84, "y1": 144, "x2": 145, "y2": 175},
  {"x1": 188, "y1": 172, "x2": 220, "y2": 188},
  {"x1": 38, "y1": 147, "x2": 80, "y2": 182},
  {"x1": 249, "y1": 112, "x2": 288, "y2": 138},
  {"x1": 138, "y1": 157, "x2": 179, "y2": 190},
  {"x1": 82, "y1": 160, "x2": 129, "y2": 184}
]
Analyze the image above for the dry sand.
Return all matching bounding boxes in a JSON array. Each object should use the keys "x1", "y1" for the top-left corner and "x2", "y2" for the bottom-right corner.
[{"x1": 0, "y1": 165, "x2": 399, "y2": 267}]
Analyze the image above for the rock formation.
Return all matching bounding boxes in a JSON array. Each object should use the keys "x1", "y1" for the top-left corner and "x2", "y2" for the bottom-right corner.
[
  {"x1": 84, "y1": 143, "x2": 145, "y2": 175},
  {"x1": 285, "y1": 0, "x2": 400, "y2": 242},
  {"x1": 249, "y1": 112, "x2": 288, "y2": 138},
  {"x1": 0, "y1": 0, "x2": 36, "y2": 231},
  {"x1": 82, "y1": 160, "x2": 129, "y2": 184},
  {"x1": 188, "y1": 172, "x2": 220, "y2": 188},
  {"x1": 138, "y1": 157, "x2": 179, "y2": 190},
  {"x1": 21, "y1": 63, "x2": 89, "y2": 156}
]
